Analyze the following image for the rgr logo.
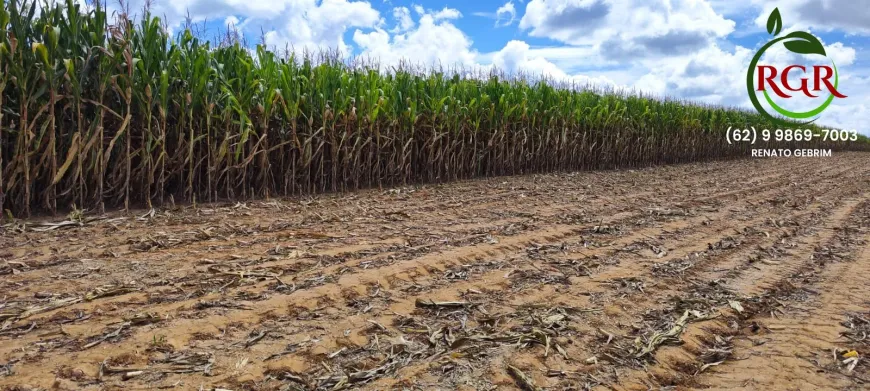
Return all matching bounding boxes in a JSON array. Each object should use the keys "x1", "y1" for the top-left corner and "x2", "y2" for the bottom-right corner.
[
  {"x1": 756, "y1": 65, "x2": 845, "y2": 99},
  {"x1": 746, "y1": 8, "x2": 847, "y2": 124}
]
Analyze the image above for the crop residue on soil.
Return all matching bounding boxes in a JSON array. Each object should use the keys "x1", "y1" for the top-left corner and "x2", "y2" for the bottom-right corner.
[{"x1": 1, "y1": 154, "x2": 870, "y2": 391}]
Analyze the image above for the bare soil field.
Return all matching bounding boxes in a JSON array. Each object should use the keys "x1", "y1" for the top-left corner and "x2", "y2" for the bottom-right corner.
[{"x1": 1, "y1": 153, "x2": 869, "y2": 391}]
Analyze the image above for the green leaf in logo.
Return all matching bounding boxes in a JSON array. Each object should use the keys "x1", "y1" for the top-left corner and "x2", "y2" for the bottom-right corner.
[
  {"x1": 766, "y1": 8, "x2": 782, "y2": 36},
  {"x1": 783, "y1": 31, "x2": 826, "y2": 56}
]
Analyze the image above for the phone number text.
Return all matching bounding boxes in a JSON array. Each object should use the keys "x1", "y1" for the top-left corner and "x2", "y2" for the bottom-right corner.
[{"x1": 726, "y1": 127, "x2": 858, "y2": 144}]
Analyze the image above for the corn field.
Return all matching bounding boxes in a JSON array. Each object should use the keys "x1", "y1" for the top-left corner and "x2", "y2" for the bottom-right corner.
[{"x1": 0, "y1": 0, "x2": 866, "y2": 217}]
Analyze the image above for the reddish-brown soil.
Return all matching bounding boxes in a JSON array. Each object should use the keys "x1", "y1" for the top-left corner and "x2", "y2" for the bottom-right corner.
[{"x1": 1, "y1": 153, "x2": 869, "y2": 391}]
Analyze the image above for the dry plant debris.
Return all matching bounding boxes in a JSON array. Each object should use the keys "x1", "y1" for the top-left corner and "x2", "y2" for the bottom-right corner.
[{"x1": 1, "y1": 156, "x2": 870, "y2": 391}]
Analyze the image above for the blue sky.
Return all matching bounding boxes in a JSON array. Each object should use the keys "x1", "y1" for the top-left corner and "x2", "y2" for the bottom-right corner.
[{"x1": 123, "y1": 0, "x2": 869, "y2": 133}]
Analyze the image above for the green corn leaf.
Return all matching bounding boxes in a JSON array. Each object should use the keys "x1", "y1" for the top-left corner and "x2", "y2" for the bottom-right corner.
[{"x1": 32, "y1": 42, "x2": 49, "y2": 66}]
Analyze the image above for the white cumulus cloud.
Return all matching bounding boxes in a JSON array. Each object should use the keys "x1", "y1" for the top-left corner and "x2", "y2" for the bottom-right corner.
[
  {"x1": 751, "y1": 0, "x2": 870, "y2": 35},
  {"x1": 392, "y1": 7, "x2": 415, "y2": 33},
  {"x1": 492, "y1": 40, "x2": 620, "y2": 89},
  {"x1": 496, "y1": 1, "x2": 518, "y2": 27},
  {"x1": 353, "y1": 9, "x2": 478, "y2": 68},
  {"x1": 116, "y1": 0, "x2": 382, "y2": 56},
  {"x1": 519, "y1": 0, "x2": 735, "y2": 60}
]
